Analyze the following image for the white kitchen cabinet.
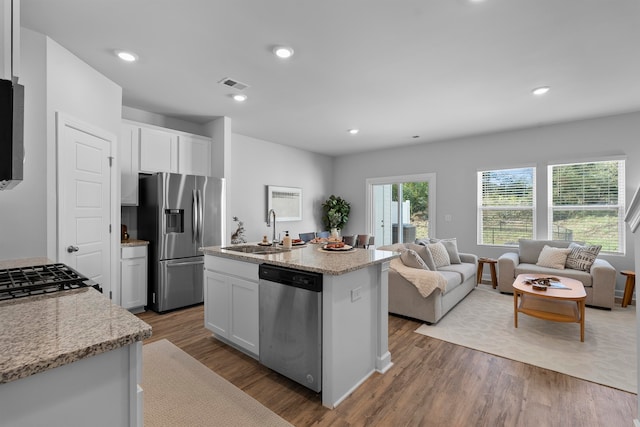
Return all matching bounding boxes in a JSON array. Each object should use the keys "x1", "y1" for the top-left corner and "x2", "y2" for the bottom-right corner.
[
  {"x1": 121, "y1": 245, "x2": 148, "y2": 311},
  {"x1": 204, "y1": 256, "x2": 259, "y2": 357},
  {"x1": 139, "y1": 126, "x2": 178, "y2": 174},
  {"x1": 120, "y1": 123, "x2": 140, "y2": 205},
  {"x1": 178, "y1": 134, "x2": 211, "y2": 176},
  {"x1": 121, "y1": 120, "x2": 212, "y2": 178}
]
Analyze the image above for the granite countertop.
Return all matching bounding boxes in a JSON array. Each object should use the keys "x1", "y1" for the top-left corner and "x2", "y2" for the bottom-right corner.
[
  {"x1": 121, "y1": 239, "x2": 149, "y2": 247},
  {"x1": 0, "y1": 258, "x2": 152, "y2": 385},
  {"x1": 201, "y1": 243, "x2": 399, "y2": 275}
]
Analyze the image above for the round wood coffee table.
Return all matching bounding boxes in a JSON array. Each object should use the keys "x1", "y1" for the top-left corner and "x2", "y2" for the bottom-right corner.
[{"x1": 512, "y1": 274, "x2": 587, "y2": 342}]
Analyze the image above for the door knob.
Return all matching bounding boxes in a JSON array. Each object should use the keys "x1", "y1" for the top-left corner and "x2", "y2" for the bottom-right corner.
[{"x1": 67, "y1": 245, "x2": 79, "y2": 253}]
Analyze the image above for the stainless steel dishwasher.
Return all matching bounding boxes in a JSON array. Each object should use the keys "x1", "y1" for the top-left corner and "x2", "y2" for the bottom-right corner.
[{"x1": 259, "y1": 264, "x2": 322, "y2": 393}]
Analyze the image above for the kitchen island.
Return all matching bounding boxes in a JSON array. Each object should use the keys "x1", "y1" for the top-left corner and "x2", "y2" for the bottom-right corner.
[
  {"x1": 201, "y1": 243, "x2": 399, "y2": 408},
  {"x1": 0, "y1": 258, "x2": 152, "y2": 427}
]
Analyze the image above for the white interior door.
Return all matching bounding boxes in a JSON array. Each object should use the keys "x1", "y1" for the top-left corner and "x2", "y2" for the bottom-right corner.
[
  {"x1": 373, "y1": 184, "x2": 393, "y2": 245},
  {"x1": 57, "y1": 114, "x2": 114, "y2": 298}
]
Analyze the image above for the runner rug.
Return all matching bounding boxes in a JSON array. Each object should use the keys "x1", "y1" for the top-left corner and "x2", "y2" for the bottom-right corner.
[
  {"x1": 142, "y1": 339, "x2": 293, "y2": 427},
  {"x1": 415, "y1": 286, "x2": 637, "y2": 393}
]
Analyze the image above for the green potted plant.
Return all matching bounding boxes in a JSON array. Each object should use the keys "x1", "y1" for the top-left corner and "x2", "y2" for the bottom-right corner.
[{"x1": 322, "y1": 195, "x2": 351, "y2": 237}]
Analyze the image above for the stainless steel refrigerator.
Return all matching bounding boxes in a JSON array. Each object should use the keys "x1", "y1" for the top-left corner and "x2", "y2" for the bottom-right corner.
[{"x1": 138, "y1": 173, "x2": 225, "y2": 313}]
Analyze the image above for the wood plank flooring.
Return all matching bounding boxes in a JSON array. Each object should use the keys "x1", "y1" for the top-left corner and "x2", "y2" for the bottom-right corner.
[{"x1": 137, "y1": 305, "x2": 637, "y2": 426}]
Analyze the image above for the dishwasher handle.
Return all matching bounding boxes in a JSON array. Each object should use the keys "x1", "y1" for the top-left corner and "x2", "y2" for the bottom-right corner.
[{"x1": 259, "y1": 264, "x2": 322, "y2": 292}]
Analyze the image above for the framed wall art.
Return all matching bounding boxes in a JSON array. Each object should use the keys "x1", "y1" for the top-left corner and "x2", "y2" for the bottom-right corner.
[{"x1": 267, "y1": 185, "x2": 302, "y2": 221}]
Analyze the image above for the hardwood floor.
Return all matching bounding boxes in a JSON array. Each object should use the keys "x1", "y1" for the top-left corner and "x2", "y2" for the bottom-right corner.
[{"x1": 137, "y1": 305, "x2": 637, "y2": 426}]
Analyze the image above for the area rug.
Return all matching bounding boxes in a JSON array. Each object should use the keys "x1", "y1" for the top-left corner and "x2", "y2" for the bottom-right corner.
[
  {"x1": 142, "y1": 339, "x2": 293, "y2": 427},
  {"x1": 415, "y1": 287, "x2": 637, "y2": 393}
]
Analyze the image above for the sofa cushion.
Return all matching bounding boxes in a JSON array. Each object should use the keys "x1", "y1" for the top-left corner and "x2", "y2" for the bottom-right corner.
[
  {"x1": 438, "y1": 262, "x2": 476, "y2": 284},
  {"x1": 515, "y1": 263, "x2": 593, "y2": 287},
  {"x1": 519, "y1": 239, "x2": 573, "y2": 264},
  {"x1": 565, "y1": 243, "x2": 601, "y2": 272},
  {"x1": 428, "y1": 242, "x2": 451, "y2": 268},
  {"x1": 400, "y1": 249, "x2": 430, "y2": 270},
  {"x1": 536, "y1": 245, "x2": 572, "y2": 269},
  {"x1": 437, "y1": 271, "x2": 464, "y2": 295},
  {"x1": 406, "y1": 243, "x2": 437, "y2": 270},
  {"x1": 423, "y1": 238, "x2": 461, "y2": 264}
]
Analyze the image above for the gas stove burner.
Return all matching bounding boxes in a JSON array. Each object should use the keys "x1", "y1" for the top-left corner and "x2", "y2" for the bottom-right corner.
[{"x1": 0, "y1": 263, "x2": 101, "y2": 301}]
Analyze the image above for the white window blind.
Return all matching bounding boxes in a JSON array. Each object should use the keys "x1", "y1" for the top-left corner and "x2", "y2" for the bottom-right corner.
[
  {"x1": 548, "y1": 160, "x2": 625, "y2": 254},
  {"x1": 478, "y1": 167, "x2": 535, "y2": 246}
]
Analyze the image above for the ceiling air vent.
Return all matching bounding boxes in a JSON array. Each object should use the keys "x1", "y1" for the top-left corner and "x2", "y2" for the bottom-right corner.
[{"x1": 218, "y1": 77, "x2": 249, "y2": 91}]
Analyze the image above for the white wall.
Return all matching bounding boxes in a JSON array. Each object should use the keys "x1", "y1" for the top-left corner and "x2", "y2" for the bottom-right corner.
[
  {"x1": 227, "y1": 133, "x2": 333, "y2": 244},
  {"x1": 45, "y1": 37, "x2": 122, "y2": 261},
  {"x1": 0, "y1": 28, "x2": 47, "y2": 259},
  {"x1": 334, "y1": 111, "x2": 640, "y2": 297}
]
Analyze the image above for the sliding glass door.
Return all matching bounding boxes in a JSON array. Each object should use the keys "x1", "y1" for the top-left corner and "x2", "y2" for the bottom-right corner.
[{"x1": 367, "y1": 173, "x2": 435, "y2": 246}]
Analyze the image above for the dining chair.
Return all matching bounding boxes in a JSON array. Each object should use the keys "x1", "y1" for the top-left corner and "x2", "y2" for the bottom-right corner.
[
  {"x1": 355, "y1": 234, "x2": 370, "y2": 249},
  {"x1": 342, "y1": 235, "x2": 356, "y2": 246},
  {"x1": 299, "y1": 232, "x2": 316, "y2": 242},
  {"x1": 317, "y1": 231, "x2": 330, "y2": 238}
]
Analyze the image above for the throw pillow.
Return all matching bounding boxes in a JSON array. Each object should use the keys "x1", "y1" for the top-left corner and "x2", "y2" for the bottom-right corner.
[
  {"x1": 406, "y1": 243, "x2": 437, "y2": 270},
  {"x1": 536, "y1": 245, "x2": 571, "y2": 269},
  {"x1": 400, "y1": 249, "x2": 430, "y2": 270},
  {"x1": 427, "y1": 242, "x2": 451, "y2": 268},
  {"x1": 428, "y1": 238, "x2": 461, "y2": 264},
  {"x1": 565, "y1": 243, "x2": 602, "y2": 272}
]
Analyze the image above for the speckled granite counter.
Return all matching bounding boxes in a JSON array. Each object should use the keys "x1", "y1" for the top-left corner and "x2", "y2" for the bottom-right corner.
[
  {"x1": 121, "y1": 239, "x2": 149, "y2": 247},
  {"x1": 0, "y1": 258, "x2": 152, "y2": 385},
  {"x1": 201, "y1": 243, "x2": 398, "y2": 275}
]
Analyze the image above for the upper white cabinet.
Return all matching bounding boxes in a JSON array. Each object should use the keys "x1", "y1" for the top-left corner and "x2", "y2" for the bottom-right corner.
[
  {"x1": 139, "y1": 126, "x2": 178, "y2": 174},
  {"x1": 178, "y1": 134, "x2": 211, "y2": 176},
  {"x1": 120, "y1": 123, "x2": 140, "y2": 205},
  {"x1": 119, "y1": 120, "x2": 213, "y2": 205},
  {"x1": 1, "y1": 0, "x2": 20, "y2": 80}
]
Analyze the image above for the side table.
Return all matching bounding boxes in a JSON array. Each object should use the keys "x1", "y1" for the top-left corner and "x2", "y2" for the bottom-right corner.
[
  {"x1": 477, "y1": 258, "x2": 498, "y2": 288},
  {"x1": 621, "y1": 270, "x2": 636, "y2": 308}
]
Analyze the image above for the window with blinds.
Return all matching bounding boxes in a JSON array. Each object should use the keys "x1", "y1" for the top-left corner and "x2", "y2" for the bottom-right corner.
[
  {"x1": 548, "y1": 160, "x2": 625, "y2": 254},
  {"x1": 477, "y1": 167, "x2": 535, "y2": 246}
]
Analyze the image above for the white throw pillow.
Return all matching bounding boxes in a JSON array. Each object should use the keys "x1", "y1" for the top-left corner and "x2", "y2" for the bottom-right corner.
[
  {"x1": 400, "y1": 249, "x2": 430, "y2": 270},
  {"x1": 428, "y1": 238, "x2": 461, "y2": 264},
  {"x1": 427, "y1": 242, "x2": 451, "y2": 268},
  {"x1": 536, "y1": 245, "x2": 571, "y2": 269}
]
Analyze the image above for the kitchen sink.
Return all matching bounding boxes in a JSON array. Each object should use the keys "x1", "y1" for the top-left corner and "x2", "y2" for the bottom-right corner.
[{"x1": 221, "y1": 245, "x2": 291, "y2": 255}]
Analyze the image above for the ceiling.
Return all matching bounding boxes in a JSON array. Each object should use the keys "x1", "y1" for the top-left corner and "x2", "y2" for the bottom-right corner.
[{"x1": 20, "y1": 0, "x2": 640, "y2": 156}]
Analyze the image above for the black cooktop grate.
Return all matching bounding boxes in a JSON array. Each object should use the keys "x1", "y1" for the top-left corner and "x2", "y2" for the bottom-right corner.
[{"x1": 0, "y1": 263, "x2": 94, "y2": 301}]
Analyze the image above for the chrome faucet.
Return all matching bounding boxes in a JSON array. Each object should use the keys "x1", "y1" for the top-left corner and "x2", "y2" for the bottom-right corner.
[{"x1": 267, "y1": 209, "x2": 277, "y2": 245}]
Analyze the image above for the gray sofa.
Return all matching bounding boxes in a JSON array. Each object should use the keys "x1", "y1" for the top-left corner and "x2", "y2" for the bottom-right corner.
[
  {"x1": 380, "y1": 242, "x2": 477, "y2": 324},
  {"x1": 497, "y1": 239, "x2": 616, "y2": 309}
]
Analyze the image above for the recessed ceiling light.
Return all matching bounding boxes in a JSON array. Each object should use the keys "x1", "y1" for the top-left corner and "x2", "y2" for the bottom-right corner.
[
  {"x1": 532, "y1": 86, "x2": 550, "y2": 96},
  {"x1": 232, "y1": 94, "x2": 247, "y2": 102},
  {"x1": 273, "y1": 46, "x2": 294, "y2": 59},
  {"x1": 115, "y1": 50, "x2": 138, "y2": 62},
  {"x1": 348, "y1": 129, "x2": 359, "y2": 135}
]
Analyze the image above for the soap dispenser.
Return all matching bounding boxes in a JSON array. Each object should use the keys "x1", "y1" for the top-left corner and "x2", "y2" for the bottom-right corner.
[{"x1": 282, "y1": 231, "x2": 292, "y2": 249}]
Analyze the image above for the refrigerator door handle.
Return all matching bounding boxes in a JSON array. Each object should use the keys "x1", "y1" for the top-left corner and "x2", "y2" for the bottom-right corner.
[
  {"x1": 196, "y1": 189, "x2": 203, "y2": 243},
  {"x1": 192, "y1": 189, "x2": 199, "y2": 243},
  {"x1": 165, "y1": 260, "x2": 203, "y2": 267}
]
